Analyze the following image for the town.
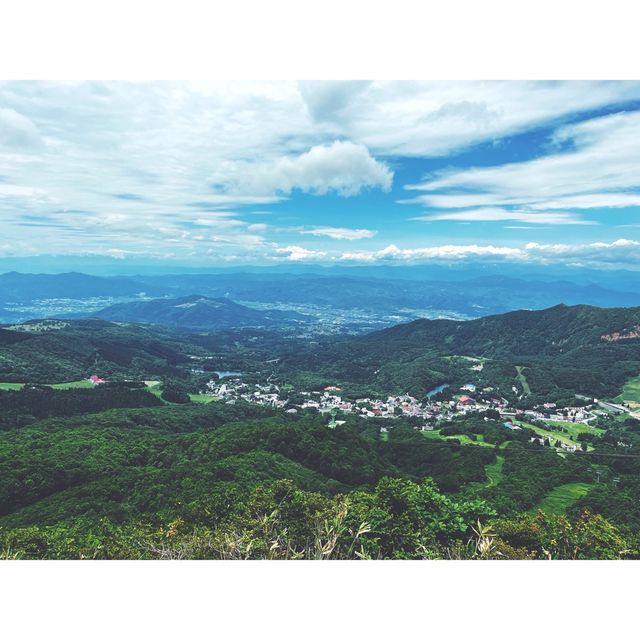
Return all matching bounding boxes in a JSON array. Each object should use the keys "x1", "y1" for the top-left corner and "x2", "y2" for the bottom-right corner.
[{"x1": 201, "y1": 375, "x2": 609, "y2": 453}]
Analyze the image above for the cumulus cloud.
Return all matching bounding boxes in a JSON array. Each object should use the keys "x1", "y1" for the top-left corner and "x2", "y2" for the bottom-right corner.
[
  {"x1": 337, "y1": 243, "x2": 524, "y2": 263},
  {"x1": 275, "y1": 245, "x2": 327, "y2": 261},
  {"x1": 309, "y1": 239, "x2": 640, "y2": 269},
  {"x1": 234, "y1": 141, "x2": 392, "y2": 197},
  {"x1": 298, "y1": 226, "x2": 377, "y2": 240},
  {"x1": 523, "y1": 239, "x2": 640, "y2": 265}
]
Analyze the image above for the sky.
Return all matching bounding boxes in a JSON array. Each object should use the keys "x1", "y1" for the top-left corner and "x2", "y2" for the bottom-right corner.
[{"x1": 1, "y1": 80, "x2": 640, "y2": 271}]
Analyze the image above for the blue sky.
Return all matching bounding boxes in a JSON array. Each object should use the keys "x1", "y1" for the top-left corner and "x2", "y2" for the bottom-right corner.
[{"x1": 1, "y1": 80, "x2": 640, "y2": 270}]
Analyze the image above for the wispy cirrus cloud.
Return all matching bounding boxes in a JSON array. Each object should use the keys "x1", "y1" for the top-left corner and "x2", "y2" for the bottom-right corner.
[
  {"x1": 411, "y1": 207, "x2": 593, "y2": 225},
  {"x1": 403, "y1": 110, "x2": 640, "y2": 218},
  {"x1": 299, "y1": 80, "x2": 640, "y2": 156}
]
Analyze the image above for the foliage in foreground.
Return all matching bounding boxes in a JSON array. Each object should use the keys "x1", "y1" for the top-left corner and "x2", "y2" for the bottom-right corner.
[{"x1": 1, "y1": 478, "x2": 636, "y2": 560}]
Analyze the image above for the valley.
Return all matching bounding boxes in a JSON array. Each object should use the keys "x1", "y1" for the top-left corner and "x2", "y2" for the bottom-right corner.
[{"x1": 2, "y1": 274, "x2": 640, "y2": 560}]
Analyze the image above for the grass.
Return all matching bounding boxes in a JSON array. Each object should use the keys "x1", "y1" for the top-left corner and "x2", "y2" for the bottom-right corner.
[
  {"x1": 543, "y1": 419, "x2": 605, "y2": 438},
  {"x1": 529, "y1": 482, "x2": 592, "y2": 515},
  {"x1": 514, "y1": 420, "x2": 593, "y2": 451},
  {"x1": 188, "y1": 393, "x2": 219, "y2": 404},
  {"x1": 49, "y1": 380, "x2": 95, "y2": 389},
  {"x1": 615, "y1": 374, "x2": 640, "y2": 406},
  {"x1": 0, "y1": 379, "x2": 94, "y2": 390},
  {"x1": 484, "y1": 455, "x2": 505, "y2": 487},
  {"x1": 421, "y1": 429, "x2": 495, "y2": 448},
  {"x1": 0, "y1": 382, "x2": 25, "y2": 390},
  {"x1": 515, "y1": 366, "x2": 531, "y2": 395}
]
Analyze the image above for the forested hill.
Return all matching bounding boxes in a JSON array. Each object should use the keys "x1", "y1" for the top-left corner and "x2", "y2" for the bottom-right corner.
[
  {"x1": 0, "y1": 319, "x2": 202, "y2": 383},
  {"x1": 358, "y1": 304, "x2": 640, "y2": 356},
  {"x1": 93, "y1": 295, "x2": 308, "y2": 330},
  {"x1": 284, "y1": 304, "x2": 640, "y2": 399}
]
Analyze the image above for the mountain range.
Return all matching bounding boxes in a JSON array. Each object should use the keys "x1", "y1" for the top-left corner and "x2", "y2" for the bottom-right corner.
[{"x1": 2, "y1": 271, "x2": 640, "y2": 326}]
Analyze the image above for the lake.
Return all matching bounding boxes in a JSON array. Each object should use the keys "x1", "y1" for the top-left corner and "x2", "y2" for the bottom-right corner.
[{"x1": 426, "y1": 383, "x2": 450, "y2": 399}]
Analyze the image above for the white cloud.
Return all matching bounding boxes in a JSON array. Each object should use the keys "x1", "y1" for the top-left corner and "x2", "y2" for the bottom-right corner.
[
  {"x1": 412, "y1": 207, "x2": 593, "y2": 225},
  {"x1": 299, "y1": 81, "x2": 640, "y2": 156},
  {"x1": 242, "y1": 238, "x2": 640, "y2": 270},
  {"x1": 275, "y1": 245, "x2": 327, "y2": 261},
  {"x1": 233, "y1": 141, "x2": 392, "y2": 197},
  {"x1": 337, "y1": 243, "x2": 524, "y2": 263},
  {"x1": 298, "y1": 226, "x2": 377, "y2": 240},
  {"x1": 1, "y1": 81, "x2": 640, "y2": 263},
  {"x1": 0, "y1": 107, "x2": 42, "y2": 149},
  {"x1": 528, "y1": 194, "x2": 640, "y2": 210},
  {"x1": 405, "y1": 111, "x2": 640, "y2": 214}
]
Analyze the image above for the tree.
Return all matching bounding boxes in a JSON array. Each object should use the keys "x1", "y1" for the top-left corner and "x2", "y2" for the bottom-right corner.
[{"x1": 161, "y1": 386, "x2": 191, "y2": 404}]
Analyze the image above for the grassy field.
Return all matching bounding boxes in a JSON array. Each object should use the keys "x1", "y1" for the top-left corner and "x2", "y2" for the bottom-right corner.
[
  {"x1": 515, "y1": 366, "x2": 531, "y2": 395},
  {"x1": 188, "y1": 393, "x2": 219, "y2": 404},
  {"x1": 49, "y1": 380, "x2": 95, "y2": 389},
  {"x1": 485, "y1": 455, "x2": 505, "y2": 487},
  {"x1": 0, "y1": 380, "x2": 94, "y2": 390},
  {"x1": 0, "y1": 378, "x2": 220, "y2": 406},
  {"x1": 0, "y1": 382, "x2": 26, "y2": 390},
  {"x1": 514, "y1": 420, "x2": 593, "y2": 451},
  {"x1": 615, "y1": 374, "x2": 640, "y2": 405},
  {"x1": 421, "y1": 429, "x2": 495, "y2": 448},
  {"x1": 544, "y1": 419, "x2": 605, "y2": 438},
  {"x1": 529, "y1": 482, "x2": 592, "y2": 515}
]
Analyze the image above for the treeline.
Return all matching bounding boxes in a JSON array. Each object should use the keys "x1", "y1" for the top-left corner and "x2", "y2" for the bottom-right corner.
[{"x1": 0, "y1": 385, "x2": 162, "y2": 430}]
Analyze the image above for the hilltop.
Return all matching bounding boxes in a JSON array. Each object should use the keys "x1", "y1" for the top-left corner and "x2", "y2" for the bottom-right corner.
[{"x1": 93, "y1": 295, "x2": 309, "y2": 330}]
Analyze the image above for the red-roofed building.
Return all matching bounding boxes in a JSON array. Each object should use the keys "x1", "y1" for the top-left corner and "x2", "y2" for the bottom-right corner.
[
  {"x1": 89, "y1": 375, "x2": 106, "y2": 385},
  {"x1": 458, "y1": 395, "x2": 475, "y2": 406}
]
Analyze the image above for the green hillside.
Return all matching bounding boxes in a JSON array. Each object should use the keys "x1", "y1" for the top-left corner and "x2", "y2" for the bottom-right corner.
[{"x1": 279, "y1": 304, "x2": 640, "y2": 400}]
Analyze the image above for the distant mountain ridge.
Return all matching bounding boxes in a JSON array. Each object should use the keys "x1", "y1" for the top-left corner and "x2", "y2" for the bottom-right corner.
[
  {"x1": 0, "y1": 271, "x2": 159, "y2": 302},
  {"x1": 93, "y1": 295, "x2": 309, "y2": 330},
  {"x1": 2, "y1": 270, "x2": 640, "y2": 325}
]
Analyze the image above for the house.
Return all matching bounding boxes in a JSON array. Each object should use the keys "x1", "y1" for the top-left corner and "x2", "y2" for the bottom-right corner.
[
  {"x1": 458, "y1": 395, "x2": 475, "y2": 406},
  {"x1": 88, "y1": 375, "x2": 105, "y2": 385}
]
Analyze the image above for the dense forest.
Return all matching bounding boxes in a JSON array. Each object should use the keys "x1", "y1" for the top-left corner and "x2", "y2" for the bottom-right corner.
[{"x1": 0, "y1": 394, "x2": 639, "y2": 559}]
